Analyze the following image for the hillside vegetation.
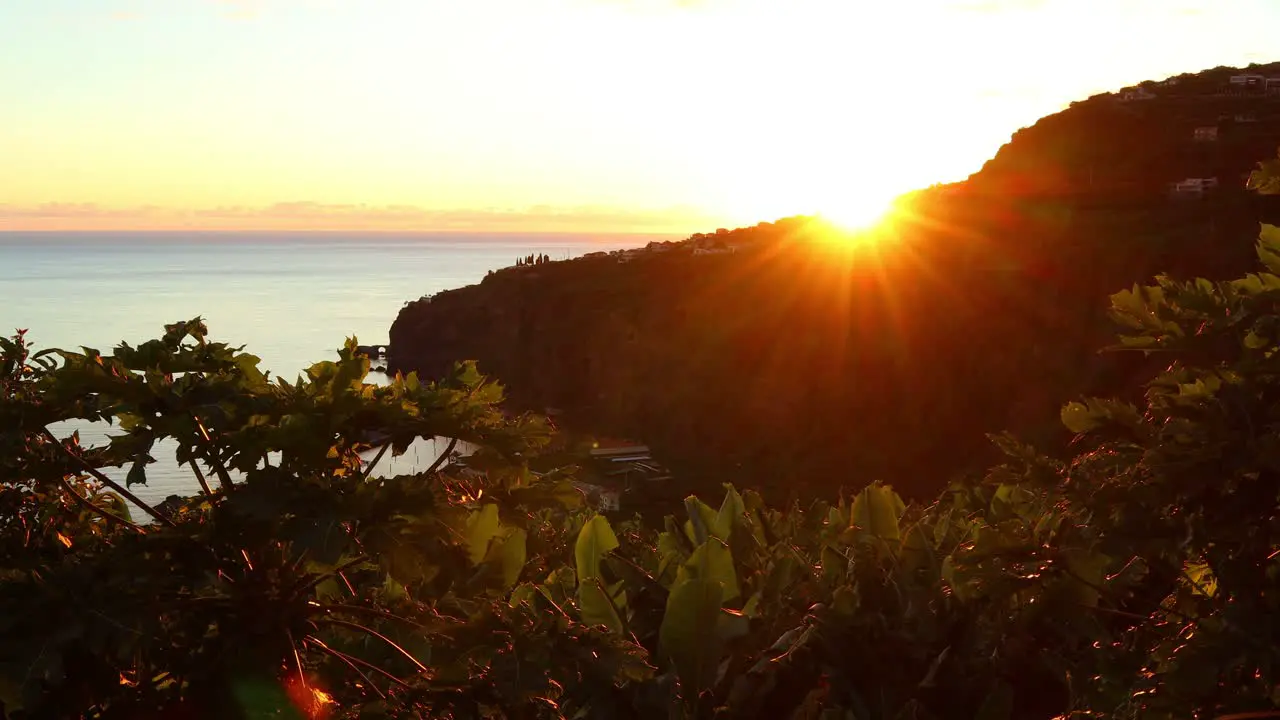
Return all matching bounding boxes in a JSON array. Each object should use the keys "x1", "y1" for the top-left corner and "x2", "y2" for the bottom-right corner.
[
  {"x1": 390, "y1": 62, "x2": 1280, "y2": 501},
  {"x1": 5, "y1": 164, "x2": 1280, "y2": 716}
]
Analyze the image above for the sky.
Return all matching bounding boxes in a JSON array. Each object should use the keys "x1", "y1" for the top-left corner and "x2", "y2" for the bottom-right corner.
[{"x1": 2, "y1": 0, "x2": 1278, "y2": 233}]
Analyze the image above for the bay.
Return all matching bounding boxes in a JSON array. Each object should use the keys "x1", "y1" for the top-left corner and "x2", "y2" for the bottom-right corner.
[{"x1": 1, "y1": 230, "x2": 656, "y2": 509}]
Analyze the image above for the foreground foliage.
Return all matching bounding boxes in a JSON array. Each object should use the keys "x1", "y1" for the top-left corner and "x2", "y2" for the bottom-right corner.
[{"x1": 5, "y1": 171, "x2": 1280, "y2": 717}]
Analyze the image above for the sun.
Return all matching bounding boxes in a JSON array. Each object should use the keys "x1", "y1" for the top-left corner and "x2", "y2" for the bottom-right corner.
[{"x1": 816, "y1": 196, "x2": 898, "y2": 234}]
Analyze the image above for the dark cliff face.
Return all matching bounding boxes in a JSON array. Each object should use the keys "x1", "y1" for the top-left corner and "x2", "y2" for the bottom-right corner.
[{"x1": 391, "y1": 62, "x2": 1280, "y2": 501}]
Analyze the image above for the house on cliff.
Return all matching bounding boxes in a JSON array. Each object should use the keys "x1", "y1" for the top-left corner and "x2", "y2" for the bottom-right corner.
[
  {"x1": 1230, "y1": 74, "x2": 1267, "y2": 86},
  {"x1": 1194, "y1": 126, "x2": 1220, "y2": 142},
  {"x1": 1169, "y1": 177, "x2": 1220, "y2": 198},
  {"x1": 1227, "y1": 74, "x2": 1269, "y2": 95},
  {"x1": 1117, "y1": 86, "x2": 1156, "y2": 102},
  {"x1": 571, "y1": 441, "x2": 672, "y2": 513}
]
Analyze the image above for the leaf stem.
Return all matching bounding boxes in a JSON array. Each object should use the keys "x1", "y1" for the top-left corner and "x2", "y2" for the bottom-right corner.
[
  {"x1": 311, "y1": 603, "x2": 439, "y2": 633},
  {"x1": 296, "y1": 555, "x2": 369, "y2": 595},
  {"x1": 43, "y1": 429, "x2": 176, "y2": 527},
  {"x1": 426, "y1": 437, "x2": 459, "y2": 474},
  {"x1": 191, "y1": 414, "x2": 235, "y2": 492},
  {"x1": 187, "y1": 459, "x2": 214, "y2": 497},
  {"x1": 316, "y1": 618, "x2": 430, "y2": 675},
  {"x1": 359, "y1": 443, "x2": 391, "y2": 482},
  {"x1": 54, "y1": 472, "x2": 140, "y2": 532},
  {"x1": 303, "y1": 636, "x2": 399, "y2": 695}
]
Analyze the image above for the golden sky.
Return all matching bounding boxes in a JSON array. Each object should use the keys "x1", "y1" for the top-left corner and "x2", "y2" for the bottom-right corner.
[{"x1": 2, "y1": 0, "x2": 1277, "y2": 232}]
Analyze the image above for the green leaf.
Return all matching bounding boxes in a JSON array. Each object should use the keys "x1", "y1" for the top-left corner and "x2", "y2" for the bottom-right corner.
[
  {"x1": 683, "y1": 496, "x2": 719, "y2": 544},
  {"x1": 658, "y1": 578, "x2": 725, "y2": 695},
  {"x1": 1109, "y1": 286, "x2": 1154, "y2": 329},
  {"x1": 382, "y1": 575, "x2": 408, "y2": 603},
  {"x1": 681, "y1": 539, "x2": 740, "y2": 601},
  {"x1": 656, "y1": 531, "x2": 684, "y2": 584},
  {"x1": 1234, "y1": 274, "x2": 1266, "y2": 295},
  {"x1": 900, "y1": 522, "x2": 937, "y2": 576},
  {"x1": 315, "y1": 577, "x2": 344, "y2": 602},
  {"x1": 116, "y1": 412, "x2": 146, "y2": 431},
  {"x1": 509, "y1": 583, "x2": 537, "y2": 608},
  {"x1": 95, "y1": 491, "x2": 132, "y2": 522},
  {"x1": 1118, "y1": 334, "x2": 1158, "y2": 348},
  {"x1": 1184, "y1": 560, "x2": 1217, "y2": 597},
  {"x1": 497, "y1": 528, "x2": 527, "y2": 588},
  {"x1": 714, "y1": 484, "x2": 746, "y2": 539},
  {"x1": 716, "y1": 608, "x2": 750, "y2": 643},
  {"x1": 126, "y1": 459, "x2": 147, "y2": 487},
  {"x1": 1259, "y1": 224, "x2": 1280, "y2": 275},
  {"x1": 850, "y1": 483, "x2": 904, "y2": 541},
  {"x1": 575, "y1": 514, "x2": 619, "y2": 582},
  {"x1": 975, "y1": 682, "x2": 1013, "y2": 720},
  {"x1": 821, "y1": 544, "x2": 847, "y2": 585},
  {"x1": 1060, "y1": 548, "x2": 1110, "y2": 608},
  {"x1": 464, "y1": 504, "x2": 501, "y2": 564},
  {"x1": 578, "y1": 579, "x2": 625, "y2": 632},
  {"x1": 1060, "y1": 401, "x2": 1098, "y2": 434}
]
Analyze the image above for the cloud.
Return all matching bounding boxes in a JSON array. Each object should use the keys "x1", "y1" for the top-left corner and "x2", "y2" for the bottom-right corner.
[
  {"x1": 0, "y1": 202, "x2": 718, "y2": 234},
  {"x1": 945, "y1": 0, "x2": 1049, "y2": 11},
  {"x1": 0, "y1": 203, "x2": 161, "y2": 219},
  {"x1": 211, "y1": 0, "x2": 265, "y2": 19}
]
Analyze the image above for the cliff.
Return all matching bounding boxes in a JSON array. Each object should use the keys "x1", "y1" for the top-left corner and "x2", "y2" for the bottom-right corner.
[{"x1": 390, "y1": 62, "x2": 1280, "y2": 501}]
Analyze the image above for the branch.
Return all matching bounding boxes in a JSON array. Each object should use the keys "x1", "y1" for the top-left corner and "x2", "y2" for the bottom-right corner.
[
  {"x1": 316, "y1": 618, "x2": 430, "y2": 675},
  {"x1": 295, "y1": 555, "x2": 369, "y2": 595},
  {"x1": 191, "y1": 414, "x2": 234, "y2": 492},
  {"x1": 426, "y1": 437, "x2": 459, "y2": 474},
  {"x1": 54, "y1": 472, "x2": 141, "y2": 533},
  {"x1": 43, "y1": 430, "x2": 176, "y2": 528},
  {"x1": 287, "y1": 629, "x2": 308, "y2": 694},
  {"x1": 595, "y1": 576, "x2": 640, "y2": 645},
  {"x1": 311, "y1": 603, "x2": 439, "y2": 633},
  {"x1": 303, "y1": 636, "x2": 398, "y2": 695},
  {"x1": 187, "y1": 459, "x2": 214, "y2": 497},
  {"x1": 359, "y1": 443, "x2": 390, "y2": 483}
]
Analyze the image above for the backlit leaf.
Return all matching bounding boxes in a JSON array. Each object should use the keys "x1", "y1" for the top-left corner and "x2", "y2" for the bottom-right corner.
[
  {"x1": 681, "y1": 539, "x2": 740, "y2": 601},
  {"x1": 1259, "y1": 224, "x2": 1280, "y2": 275},
  {"x1": 1060, "y1": 401, "x2": 1098, "y2": 434},
  {"x1": 850, "y1": 483, "x2": 904, "y2": 541},
  {"x1": 575, "y1": 514, "x2": 618, "y2": 582},
  {"x1": 658, "y1": 578, "x2": 725, "y2": 695},
  {"x1": 463, "y1": 504, "x2": 501, "y2": 564}
]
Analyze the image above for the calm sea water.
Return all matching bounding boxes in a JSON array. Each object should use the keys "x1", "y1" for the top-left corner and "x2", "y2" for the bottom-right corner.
[{"x1": 1, "y1": 231, "x2": 654, "y2": 510}]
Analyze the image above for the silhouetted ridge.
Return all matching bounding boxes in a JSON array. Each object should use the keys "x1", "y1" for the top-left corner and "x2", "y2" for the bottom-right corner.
[{"x1": 390, "y1": 61, "x2": 1280, "y2": 502}]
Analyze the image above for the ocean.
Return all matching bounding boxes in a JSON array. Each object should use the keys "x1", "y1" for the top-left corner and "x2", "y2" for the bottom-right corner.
[{"x1": 1, "y1": 231, "x2": 654, "y2": 510}]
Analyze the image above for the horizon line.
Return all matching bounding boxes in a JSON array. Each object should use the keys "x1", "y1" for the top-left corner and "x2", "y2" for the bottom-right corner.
[{"x1": 0, "y1": 228, "x2": 690, "y2": 237}]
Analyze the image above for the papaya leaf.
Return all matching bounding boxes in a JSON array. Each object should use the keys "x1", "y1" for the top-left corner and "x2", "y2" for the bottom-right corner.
[
  {"x1": 463, "y1": 504, "x2": 501, "y2": 564},
  {"x1": 497, "y1": 527, "x2": 528, "y2": 588},
  {"x1": 126, "y1": 459, "x2": 148, "y2": 487}
]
